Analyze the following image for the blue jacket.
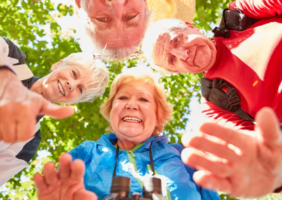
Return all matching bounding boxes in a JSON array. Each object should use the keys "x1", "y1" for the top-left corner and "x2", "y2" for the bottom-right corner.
[{"x1": 69, "y1": 134, "x2": 220, "y2": 200}]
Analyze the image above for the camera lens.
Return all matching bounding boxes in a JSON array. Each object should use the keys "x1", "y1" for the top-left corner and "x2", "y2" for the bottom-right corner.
[
  {"x1": 110, "y1": 176, "x2": 130, "y2": 197},
  {"x1": 143, "y1": 177, "x2": 162, "y2": 198}
]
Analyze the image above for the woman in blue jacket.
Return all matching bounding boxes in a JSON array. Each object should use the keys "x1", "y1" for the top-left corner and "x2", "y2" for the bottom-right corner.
[{"x1": 33, "y1": 67, "x2": 219, "y2": 200}]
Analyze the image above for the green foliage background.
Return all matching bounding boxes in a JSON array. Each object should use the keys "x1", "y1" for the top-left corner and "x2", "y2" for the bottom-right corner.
[{"x1": 0, "y1": 0, "x2": 281, "y2": 200}]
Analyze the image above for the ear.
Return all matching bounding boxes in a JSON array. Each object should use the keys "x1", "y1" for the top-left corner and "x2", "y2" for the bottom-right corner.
[
  {"x1": 75, "y1": 0, "x2": 81, "y2": 8},
  {"x1": 51, "y1": 60, "x2": 63, "y2": 71}
]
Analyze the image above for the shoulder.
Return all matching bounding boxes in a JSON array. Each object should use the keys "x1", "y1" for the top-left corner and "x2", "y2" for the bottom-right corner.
[
  {"x1": 152, "y1": 138, "x2": 181, "y2": 159},
  {"x1": 69, "y1": 141, "x2": 97, "y2": 161}
]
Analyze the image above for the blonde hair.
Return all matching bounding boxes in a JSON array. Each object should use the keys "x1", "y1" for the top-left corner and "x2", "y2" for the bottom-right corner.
[
  {"x1": 100, "y1": 66, "x2": 173, "y2": 135},
  {"x1": 77, "y1": 0, "x2": 152, "y2": 60},
  {"x1": 58, "y1": 53, "x2": 109, "y2": 103}
]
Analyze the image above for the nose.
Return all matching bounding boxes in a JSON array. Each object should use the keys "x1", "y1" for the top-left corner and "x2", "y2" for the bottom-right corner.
[
  {"x1": 125, "y1": 98, "x2": 139, "y2": 110},
  {"x1": 106, "y1": 0, "x2": 125, "y2": 31},
  {"x1": 66, "y1": 81, "x2": 75, "y2": 91},
  {"x1": 171, "y1": 48, "x2": 189, "y2": 60}
]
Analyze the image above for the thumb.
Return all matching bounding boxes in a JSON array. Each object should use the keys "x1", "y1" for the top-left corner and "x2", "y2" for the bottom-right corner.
[
  {"x1": 255, "y1": 107, "x2": 282, "y2": 147},
  {"x1": 39, "y1": 99, "x2": 75, "y2": 119}
]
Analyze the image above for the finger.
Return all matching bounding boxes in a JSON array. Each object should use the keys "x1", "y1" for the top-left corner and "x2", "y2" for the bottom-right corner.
[
  {"x1": 43, "y1": 162, "x2": 59, "y2": 185},
  {"x1": 183, "y1": 134, "x2": 238, "y2": 162},
  {"x1": 255, "y1": 107, "x2": 282, "y2": 146},
  {"x1": 58, "y1": 153, "x2": 72, "y2": 179},
  {"x1": 15, "y1": 102, "x2": 36, "y2": 141},
  {"x1": 33, "y1": 173, "x2": 48, "y2": 191},
  {"x1": 181, "y1": 148, "x2": 232, "y2": 178},
  {"x1": 74, "y1": 190, "x2": 98, "y2": 200},
  {"x1": 1, "y1": 120, "x2": 16, "y2": 143},
  {"x1": 198, "y1": 122, "x2": 246, "y2": 149},
  {"x1": 71, "y1": 159, "x2": 85, "y2": 181},
  {"x1": 193, "y1": 170, "x2": 232, "y2": 194},
  {"x1": 40, "y1": 99, "x2": 74, "y2": 119}
]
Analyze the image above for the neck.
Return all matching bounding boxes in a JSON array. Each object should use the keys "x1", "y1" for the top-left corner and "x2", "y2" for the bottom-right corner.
[
  {"x1": 29, "y1": 77, "x2": 45, "y2": 95},
  {"x1": 117, "y1": 139, "x2": 136, "y2": 150}
]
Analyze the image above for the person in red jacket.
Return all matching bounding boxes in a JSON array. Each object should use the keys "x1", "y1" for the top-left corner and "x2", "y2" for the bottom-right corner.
[{"x1": 142, "y1": 0, "x2": 282, "y2": 198}]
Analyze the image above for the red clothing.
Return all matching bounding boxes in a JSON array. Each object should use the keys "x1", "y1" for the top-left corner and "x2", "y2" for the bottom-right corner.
[{"x1": 202, "y1": 0, "x2": 282, "y2": 130}]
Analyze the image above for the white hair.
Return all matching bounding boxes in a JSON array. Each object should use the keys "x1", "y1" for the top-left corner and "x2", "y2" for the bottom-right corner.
[
  {"x1": 142, "y1": 18, "x2": 189, "y2": 73},
  {"x1": 77, "y1": 0, "x2": 153, "y2": 60},
  {"x1": 58, "y1": 53, "x2": 109, "y2": 102}
]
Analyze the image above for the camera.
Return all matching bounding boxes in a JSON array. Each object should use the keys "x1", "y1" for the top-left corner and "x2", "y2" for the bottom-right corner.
[{"x1": 101, "y1": 176, "x2": 167, "y2": 200}]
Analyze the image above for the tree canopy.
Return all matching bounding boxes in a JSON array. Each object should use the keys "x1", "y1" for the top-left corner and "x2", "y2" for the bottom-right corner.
[{"x1": 1, "y1": 1, "x2": 272, "y2": 200}]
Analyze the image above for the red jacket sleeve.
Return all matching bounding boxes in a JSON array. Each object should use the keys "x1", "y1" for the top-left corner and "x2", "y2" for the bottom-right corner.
[
  {"x1": 201, "y1": 97, "x2": 255, "y2": 131},
  {"x1": 230, "y1": 0, "x2": 282, "y2": 18}
]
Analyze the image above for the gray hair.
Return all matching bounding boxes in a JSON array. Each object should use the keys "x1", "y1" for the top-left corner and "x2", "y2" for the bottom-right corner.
[
  {"x1": 79, "y1": 0, "x2": 153, "y2": 60},
  {"x1": 59, "y1": 53, "x2": 109, "y2": 103},
  {"x1": 142, "y1": 18, "x2": 189, "y2": 73}
]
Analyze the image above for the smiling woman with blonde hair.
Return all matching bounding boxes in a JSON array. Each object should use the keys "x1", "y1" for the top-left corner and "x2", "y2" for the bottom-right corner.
[{"x1": 33, "y1": 66, "x2": 219, "y2": 200}]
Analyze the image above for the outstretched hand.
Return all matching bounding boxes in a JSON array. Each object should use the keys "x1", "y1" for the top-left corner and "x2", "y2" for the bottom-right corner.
[
  {"x1": 181, "y1": 107, "x2": 282, "y2": 198},
  {"x1": 33, "y1": 153, "x2": 97, "y2": 200},
  {"x1": 0, "y1": 70, "x2": 74, "y2": 143}
]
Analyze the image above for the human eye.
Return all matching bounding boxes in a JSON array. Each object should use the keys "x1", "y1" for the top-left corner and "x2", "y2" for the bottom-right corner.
[
  {"x1": 118, "y1": 96, "x2": 128, "y2": 100},
  {"x1": 124, "y1": 15, "x2": 136, "y2": 20},
  {"x1": 169, "y1": 56, "x2": 175, "y2": 64},
  {"x1": 72, "y1": 70, "x2": 77, "y2": 78},
  {"x1": 97, "y1": 17, "x2": 110, "y2": 22},
  {"x1": 78, "y1": 86, "x2": 83, "y2": 94},
  {"x1": 140, "y1": 97, "x2": 148, "y2": 102}
]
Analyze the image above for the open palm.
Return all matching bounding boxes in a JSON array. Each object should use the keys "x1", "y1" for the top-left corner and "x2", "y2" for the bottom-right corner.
[
  {"x1": 33, "y1": 153, "x2": 97, "y2": 200},
  {"x1": 181, "y1": 107, "x2": 282, "y2": 198}
]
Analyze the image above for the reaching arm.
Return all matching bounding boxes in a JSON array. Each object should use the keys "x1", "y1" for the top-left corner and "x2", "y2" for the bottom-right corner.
[
  {"x1": 231, "y1": 0, "x2": 282, "y2": 18},
  {"x1": 181, "y1": 107, "x2": 282, "y2": 198}
]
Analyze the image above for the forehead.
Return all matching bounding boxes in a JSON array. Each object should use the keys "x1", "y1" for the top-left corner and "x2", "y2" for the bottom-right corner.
[
  {"x1": 152, "y1": 31, "x2": 176, "y2": 70},
  {"x1": 87, "y1": 0, "x2": 147, "y2": 49},
  {"x1": 117, "y1": 81, "x2": 155, "y2": 96}
]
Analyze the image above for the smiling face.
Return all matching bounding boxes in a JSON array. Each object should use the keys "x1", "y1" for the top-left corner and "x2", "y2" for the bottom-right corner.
[
  {"x1": 81, "y1": 0, "x2": 148, "y2": 49},
  {"x1": 110, "y1": 81, "x2": 158, "y2": 148},
  {"x1": 152, "y1": 28, "x2": 217, "y2": 73},
  {"x1": 42, "y1": 64, "x2": 91, "y2": 104}
]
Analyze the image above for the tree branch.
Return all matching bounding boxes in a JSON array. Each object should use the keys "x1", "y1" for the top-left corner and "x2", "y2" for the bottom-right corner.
[{"x1": 1, "y1": 0, "x2": 20, "y2": 22}]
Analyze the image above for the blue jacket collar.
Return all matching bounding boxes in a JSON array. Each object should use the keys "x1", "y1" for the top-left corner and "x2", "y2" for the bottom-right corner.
[{"x1": 96, "y1": 133, "x2": 168, "y2": 151}]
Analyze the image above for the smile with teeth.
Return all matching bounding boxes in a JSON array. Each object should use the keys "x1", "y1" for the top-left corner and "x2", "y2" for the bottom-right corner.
[
  {"x1": 122, "y1": 117, "x2": 142, "y2": 123},
  {"x1": 58, "y1": 81, "x2": 65, "y2": 96}
]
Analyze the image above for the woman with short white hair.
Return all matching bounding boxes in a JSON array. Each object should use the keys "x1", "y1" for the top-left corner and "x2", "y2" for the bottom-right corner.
[
  {"x1": 0, "y1": 37, "x2": 109, "y2": 186},
  {"x1": 33, "y1": 66, "x2": 220, "y2": 200}
]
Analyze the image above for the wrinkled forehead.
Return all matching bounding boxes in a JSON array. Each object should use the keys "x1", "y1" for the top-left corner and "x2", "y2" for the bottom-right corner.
[{"x1": 151, "y1": 31, "x2": 175, "y2": 67}]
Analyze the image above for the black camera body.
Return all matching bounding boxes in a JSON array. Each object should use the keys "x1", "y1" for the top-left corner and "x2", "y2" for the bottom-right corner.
[{"x1": 101, "y1": 176, "x2": 167, "y2": 200}]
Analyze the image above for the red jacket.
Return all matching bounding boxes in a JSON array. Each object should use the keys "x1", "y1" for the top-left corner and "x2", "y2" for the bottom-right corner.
[{"x1": 202, "y1": 0, "x2": 282, "y2": 130}]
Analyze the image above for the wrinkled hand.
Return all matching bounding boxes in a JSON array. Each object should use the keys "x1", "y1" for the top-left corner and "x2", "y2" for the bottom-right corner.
[
  {"x1": 181, "y1": 107, "x2": 282, "y2": 198},
  {"x1": 33, "y1": 153, "x2": 97, "y2": 200},
  {"x1": 0, "y1": 70, "x2": 74, "y2": 143}
]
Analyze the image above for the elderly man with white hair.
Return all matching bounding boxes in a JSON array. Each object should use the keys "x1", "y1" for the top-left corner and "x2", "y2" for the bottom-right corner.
[
  {"x1": 142, "y1": 0, "x2": 282, "y2": 198},
  {"x1": 75, "y1": 0, "x2": 195, "y2": 60}
]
